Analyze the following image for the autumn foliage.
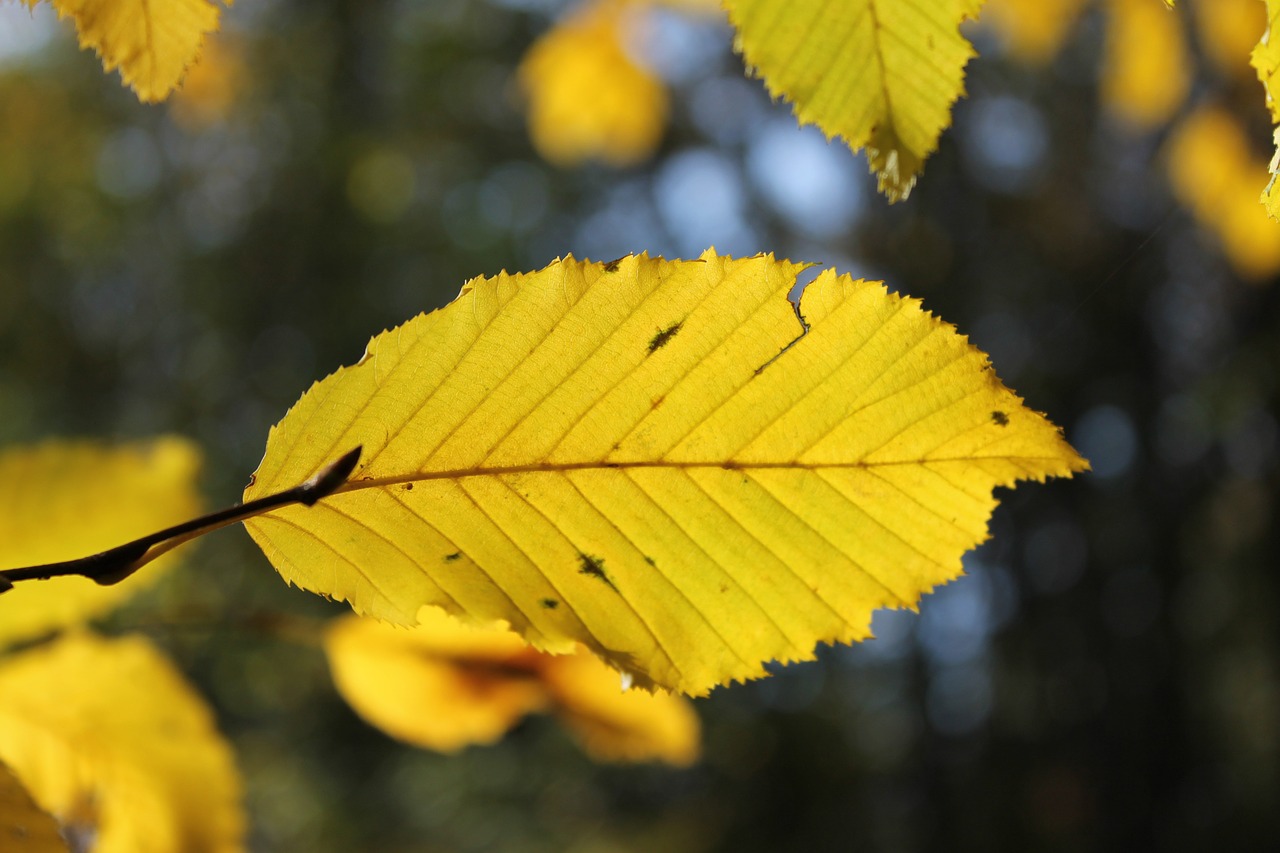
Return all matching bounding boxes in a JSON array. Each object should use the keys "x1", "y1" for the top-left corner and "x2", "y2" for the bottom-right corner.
[{"x1": 3, "y1": 0, "x2": 1279, "y2": 849}]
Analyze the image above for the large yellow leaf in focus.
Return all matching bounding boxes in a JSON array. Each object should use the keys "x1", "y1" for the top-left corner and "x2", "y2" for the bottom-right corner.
[
  {"x1": 244, "y1": 251, "x2": 1085, "y2": 696},
  {"x1": 724, "y1": 0, "x2": 984, "y2": 202},
  {"x1": 0, "y1": 633, "x2": 244, "y2": 853},
  {"x1": 326, "y1": 609, "x2": 699, "y2": 763},
  {"x1": 1101, "y1": 0, "x2": 1189, "y2": 128},
  {"x1": 0, "y1": 762, "x2": 67, "y2": 853},
  {"x1": 519, "y1": 0, "x2": 668, "y2": 167},
  {"x1": 981, "y1": 0, "x2": 1087, "y2": 64},
  {"x1": 1254, "y1": 0, "x2": 1280, "y2": 122},
  {"x1": 0, "y1": 438, "x2": 203, "y2": 649},
  {"x1": 1167, "y1": 107, "x2": 1280, "y2": 277},
  {"x1": 31, "y1": 0, "x2": 226, "y2": 103}
]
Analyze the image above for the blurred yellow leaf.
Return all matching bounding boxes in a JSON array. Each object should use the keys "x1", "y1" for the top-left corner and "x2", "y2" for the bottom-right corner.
[
  {"x1": 1167, "y1": 107, "x2": 1280, "y2": 278},
  {"x1": 1102, "y1": 0, "x2": 1189, "y2": 128},
  {"x1": 170, "y1": 36, "x2": 245, "y2": 129},
  {"x1": 1194, "y1": 0, "x2": 1265, "y2": 79},
  {"x1": 1253, "y1": 0, "x2": 1280, "y2": 123},
  {"x1": 724, "y1": 0, "x2": 984, "y2": 201},
  {"x1": 0, "y1": 438, "x2": 203, "y2": 650},
  {"x1": 541, "y1": 647, "x2": 699, "y2": 765},
  {"x1": 0, "y1": 633, "x2": 244, "y2": 853},
  {"x1": 326, "y1": 610, "x2": 550, "y2": 753},
  {"x1": 0, "y1": 762, "x2": 67, "y2": 853},
  {"x1": 981, "y1": 0, "x2": 1088, "y2": 64},
  {"x1": 244, "y1": 251, "x2": 1085, "y2": 696},
  {"x1": 30, "y1": 0, "x2": 226, "y2": 103},
  {"x1": 326, "y1": 609, "x2": 699, "y2": 763},
  {"x1": 519, "y1": 0, "x2": 668, "y2": 167}
]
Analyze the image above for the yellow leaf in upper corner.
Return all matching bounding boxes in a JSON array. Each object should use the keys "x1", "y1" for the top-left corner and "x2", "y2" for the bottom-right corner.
[
  {"x1": 981, "y1": 0, "x2": 1088, "y2": 65},
  {"x1": 0, "y1": 438, "x2": 203, "y2": 650},
  {"x1": 1102, "y1": 0, "x2": 1189, "y2": 129},
  {"x1": 1194, "y1": 0, "x2": 1265, "y2": 79},
  {"x1": 326, "y1": 609, "x2": 699, "y2": 763},
  {"x1": 1167, "y1": 107, "x2": 1280, "y2": 278},
  {"x1": 541, "y1": 649, "x2": 699, "y2": 765},
  {"x1": 0, "y1": 761, "x2": 68, "y2": 853},
  {"x1": 35, "y1": 0, "x2": 226, "y2": 103},
  {"x1": 325, "y1": 610, "x2": 551, "y2": 753},
  {"x1": 0, "y1": 633, "x2": 244, "y2": 853},
  {"x1": 724, "y1": 0, "x2": 984, "y2": 202},
  {"x1": 245, "y1": 251, "x2": 1085, "y2": 696},
  {"x1": 519, "y1": 0, "x2": 668, "y2": 167},
  {"x1": 1253, "y1": 0, "x2": 1280, "y2": 122}
]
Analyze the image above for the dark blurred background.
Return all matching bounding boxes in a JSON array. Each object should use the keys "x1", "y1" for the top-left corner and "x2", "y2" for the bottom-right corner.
[{"x1": 1, "y1": 0, "x2": 1278, "y2": 850}]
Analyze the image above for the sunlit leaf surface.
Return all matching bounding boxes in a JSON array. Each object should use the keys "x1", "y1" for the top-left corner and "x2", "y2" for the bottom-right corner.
[
  {"x1": 245, "y1": 251, "x2": 1085, "y2": 696},
  {"x1": 724, "y1": 0, "x2": 984, "y2": 201},
  {"x1": 1253, "y1": 0, "x2": 1280, "y2": 123},
  {"x1": 0, "y1": 633, "x2": 244, "y2": 853},
  {"x1": 0, "y1": 438, "x2": 203, "y2": 649}
]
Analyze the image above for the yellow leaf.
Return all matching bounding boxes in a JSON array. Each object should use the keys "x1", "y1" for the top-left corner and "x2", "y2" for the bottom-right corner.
[
  {"x1": 0, "y1": 762, "x2": 67, "y2": 853},
  {"x1": 244, "y1": 251, "x2": 1086, "y2": 696},
  {"x1": 0, "y1": 438, "x2": 203, "y2": 650},
  {"x1": 724, "y1": 0, "x2": 984, "y2": 202},
  {"x1": 981, "y1": 0, "x2": 1088, "y2": 64},
  {"x1": 326, "y1": 610, "x2": 551, "y2": 753},
  {"x1": 519, "y1": 0, "x2": 668, "y2": 167},
  {"x1": 1167, "y1": 107, "x2": 1280, "y2": 278},
  {"x1": 33, "y1": 0, "x2": 226, "y2": 103},
  {"x1": 1101, "y1": 0, "x2": 1189, "y2": 128},
  {"x1": 0, "y1": 633, "x2": 244, "y2": 853},
  {"x1": 1253, "y1": 0, "x2": 1280, "y2": 122},
  {"x1": 1194, "y1": 0, "x2": 1265, "y2": 79},
  {"x1": 326, "y1": 609, "x2": 699, "y2": 763},
  {"x1": 541, "y1": 650, "x2": 700, "y2": 765}
]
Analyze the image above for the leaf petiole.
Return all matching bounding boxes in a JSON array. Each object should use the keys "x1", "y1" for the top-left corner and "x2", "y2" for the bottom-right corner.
[{"x1": 0, "y1": 446, "x2": 362, "y2": 594}]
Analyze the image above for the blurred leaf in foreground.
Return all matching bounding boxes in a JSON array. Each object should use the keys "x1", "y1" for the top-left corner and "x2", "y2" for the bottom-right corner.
[
  {"x1": 0, "y1": 762, "x2": 67, "y2": 853},
  {"x1": 28, "y1": 0, "x2": 226, "y2": 103},
  {"x1": 0, "y1": 633, "x2": 244, "y2": 853},
  {"x1": 1101, "y1": 0, "x2": 1189, "y2": 128},
  {"x1": 327, "y1": 609, "x2": 699, "y2": 764},
  {"x1": 981, "y1": 0, "x2": 1086, "y2": 64},
  {"x1": 244, "y1": 251, "x2": 1085, "y2": 696},
  {"x1": 0, "y1": 438, "x2": 203, "y2": 649},
  {"x1": 725, "y1": 0, "x2": 984, "y2": 201}
]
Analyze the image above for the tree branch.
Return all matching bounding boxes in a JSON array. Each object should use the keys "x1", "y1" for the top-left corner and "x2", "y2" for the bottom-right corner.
[{"x1": 0, "y1": 446, "x2": 362, "y2": 593}]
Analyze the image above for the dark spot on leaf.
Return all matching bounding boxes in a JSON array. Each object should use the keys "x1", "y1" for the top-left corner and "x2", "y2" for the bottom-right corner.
[
  {"x1": 246, "y1": 473, "x2": 256, "y2": 488},
  {"x1": 578, "y1": 551, "x2": 616, "y2": 590},
  {"x1": 647, "y1": 321, "x2": 683, "y2": 354},
  {"x1": 651, "y1": 394, "x2": 665, "y2": 409},
  {"x1": 541, "y1": 598, "x2": 559, "y2": 609},
  {"x1": 603, "y1": 256, "x2": 625, "y2": 272},
  {"x1": 444, "y1": 552, "x2": 461, "y2": 562},
  {"x1": 719, "y1": 583, "x2": 729, "y2": 593},
  {"x1": 991, "y1": 410, "x2": 1010, "y2": 427},
  {"x1": 643, "y1": 556, "x2": 656, "y2": 566},
  {"x1": 403, "y1": 483, "x2": 414, "y2": 491}
]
